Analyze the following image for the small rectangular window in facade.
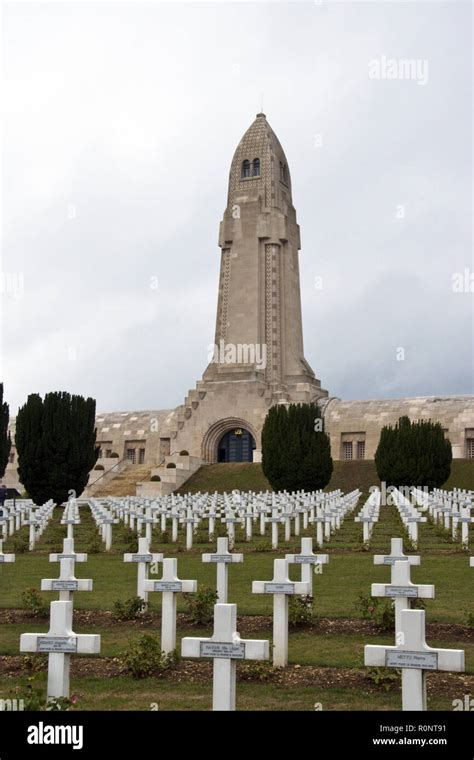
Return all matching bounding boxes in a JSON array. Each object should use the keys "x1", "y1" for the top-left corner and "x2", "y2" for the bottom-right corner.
[
  {"x1": 343, "y1": 442, "x2": 353, "y2": 461},
  {"x1": 357, "y1": 441, "x2": 365, "y2": 460}
]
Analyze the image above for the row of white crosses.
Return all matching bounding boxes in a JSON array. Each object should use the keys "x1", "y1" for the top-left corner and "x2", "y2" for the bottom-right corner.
[
  {"x1": 253, "y1": 538, "x2": 329, "y2": 667},
  {"x1": 413, "y1": 487, "x2": 473, "y2": 549},
  {"x1": 88, "y1": 499, "x2": 119, "y2": 550},
  {"x1": 308, "y1": 489, "x2": 360, "y2": 547},
  {"x1": 23, "y1": 501, "x2": 56, "y2": 550},
  {"x1": 0, "y1": 498, "x2": 40, "y2": 541},
  {"x1": 85, "y1": 487, "x2": 360, "y2": 552},
  {"x1": 20, "y1": 535, "x2": 99, "y2": 700},
  {"x1": 122, "y1": 535, "x2": 243, "y2": 651},
  {"x1": 181, "y1": 536, "x2": 329, "y2": 709},
  {"x1": 365, "y1": 537, "x2": 464, "y2": 710},
  {"x1": 354, "y1": 488, "x2": 381, "y2": 542},
  {"x1": 121, "y1": 531, "x2": 328, "y2": 675},
  {"x1": 0, "y1": 499, "x2": 55, "y2": 550},
  {"x1": 390, "y1": 488, "x2": 426, "y2": 549}
]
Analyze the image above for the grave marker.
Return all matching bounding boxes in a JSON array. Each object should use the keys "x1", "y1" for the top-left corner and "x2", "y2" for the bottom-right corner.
[
  {"x1": 252, "y1": 558, "x2": 310, "y2": 666},
  {"x1": 20, "y1": 601, "x2": 100, "y2": 699},
  {"x1": 285, "y1": 537, "x2": 328, "y2": 596},
  {"x1": 181, "y1": 604, "x2": 269, "y2": 711},
  {"x1": 371, "y1": 560, "x2": 434, "y2": 636},
  {"x1": 124, "y1": 537, "x2": 163, "y2": 602},
  {"x1": 365, "y1": 609, "x2": 464, "y2": 710},
  {"x1": 143, "y1": 558, "x2": 197, "y2": 653},
  {"x1": 202, "y1": 537, "x2": 244, "y2": 603}
]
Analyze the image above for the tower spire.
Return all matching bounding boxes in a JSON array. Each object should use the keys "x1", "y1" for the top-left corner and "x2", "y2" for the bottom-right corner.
[{"x1": 203, "y1": 114, "x2": 326, "y2": 401}]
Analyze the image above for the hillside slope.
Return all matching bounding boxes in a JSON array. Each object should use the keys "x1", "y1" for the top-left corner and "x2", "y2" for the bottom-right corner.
[{"x1": 177, "y1": 459, "x2": 474, "y2": 495}]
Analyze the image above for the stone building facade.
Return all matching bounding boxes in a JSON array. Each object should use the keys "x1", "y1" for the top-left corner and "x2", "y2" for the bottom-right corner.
[{"x1": 5, "y1": 114, "x2": 474, "y2": 494}]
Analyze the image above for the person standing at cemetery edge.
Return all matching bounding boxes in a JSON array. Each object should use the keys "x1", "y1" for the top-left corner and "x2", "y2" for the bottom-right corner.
[{"x1": 0, "y1": 484, "x2": 7, "y2": 507}]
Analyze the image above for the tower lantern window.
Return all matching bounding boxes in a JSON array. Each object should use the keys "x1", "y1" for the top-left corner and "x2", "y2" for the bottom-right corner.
[
  {"x1": 242, "y1": 160, "x2": 250, "y2": 178},
  {"x1": 252, "y1": 158, "x2": 260, "y2": 177}
]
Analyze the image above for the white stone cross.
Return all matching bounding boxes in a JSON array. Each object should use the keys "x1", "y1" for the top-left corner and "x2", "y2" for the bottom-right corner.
[
  {"x1": 181, "y1": 510, "x2": 199, "y2": 550},
  {"x1": 143, "y1": 558, "x2": 197, "y2": 653},
  {"x1": 20, "y1": 600, "x2": 100, "y2": 699},
  {"x1": 206, "y1": 506, "x2": 217, "y2": 540},
  {"x1": 373, "y1": 538, "x2": 420, "y2": 581},
  {"x1": 323, "y1": 507, "x2": 335, "y2": 540},
  {"x1": 308, "y1": 510, "x2": 326, "y2": 548},
  {"x1": 124, "y1": 537, "x2": 163, "y2": 603},
  {"x1": 181, "y1": 603, "x2": 269, "y2": 711},
  {"x1": 49, "y1": 537, "x2": 87, "y2": 565},
  {"x1": 252, "y1": 558, "x2": 310, "y2": 667},
  {"x1": 280, "y1": 504, "x2": 293, "y2": 543},
  {"x1": 265, "y1": 509, "x2": 282, "y2": 550},
  {"x1": 153, "y1": 504, "x2": 168, "y2": 534},
  {"x1": 169, "y1": 507, "x2": 179, "y2": 542},
  {"x1": 136, "y1": 508, "x2": 156, "y2": 543},
  {"x1": 285, "y1": 537, "x2": 329, "y2": 596},
  {"x1": 0, "y1": 539, "x2": 15, "y2": 565},
  {"x1": 7, "y1": 507, "x2": 15, "y2": 535},
  {"x1": 292, "y1": 505, "x2": 307, "y2": 536},
  {"x1": 354, "y1": 511, "x2": 379, "y2": 543},
  {"x1": 202, "y1": 537, "x2": 244, "y2": 603},
  {"x1": 453, "y1": 506, "x2": 473, "y2": 549},
  {"x1": 41, "y1": 557, "x2": 93, "y2": 603},
  {"x1": 243, "y1": 505, "x2": 254, "y2": 542},
  {"x1": 365, "y1": 609, "x2": 464, "y2": 710},
  {"x1": 24, "y1": 514, "x2": 39, "y2": 550},
  {"x1": 97, "y1": 513, "x2": 119, "y2": 551},
  {"x1": 60, "y1": 512, "x2": 80, "y2": 539},
  {"x1": 405, "y1": 512, "x2": 427, "y2": 549},
  {"x1": 221, "y1": 512, "x2": 241, "y2": 550},
  {"x1": 371, "y1": 560, "x2": 434, "y2": 637},
  {"x1": 0, "y1": 509, "x2": 10, "y2": 540},
  {"x1": 256, "y1": 505, "x2": 268, "y2": 536}
]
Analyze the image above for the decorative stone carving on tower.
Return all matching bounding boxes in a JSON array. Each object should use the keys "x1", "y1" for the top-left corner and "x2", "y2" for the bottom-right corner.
[{"x1": 204, "y1": 113, "x2": 326, "y2": 402}]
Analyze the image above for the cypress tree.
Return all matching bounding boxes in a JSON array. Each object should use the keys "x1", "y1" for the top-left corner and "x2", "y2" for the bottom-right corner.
[
  {"x1": 262, "y1": 404, "x2": 286, "y2": 489},
  {"x1": 16, "y1": 391, "x2": 99, "y2": 504},
  {"x1": 0, "y1": 383, "x2": 11, "y2": 478},
  {"x1": 375, "y1": 415, "x2": 452, "y2": 489},
  {"x1": 261, "y1": 402, "x2": 333, "y2": 492}
]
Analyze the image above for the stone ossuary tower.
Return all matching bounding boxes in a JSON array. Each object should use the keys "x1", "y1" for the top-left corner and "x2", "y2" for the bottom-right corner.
[
  {"x1": 162, "y1": 112, "x2": 328, "y2": 464},
  {"x1": 6, "y1": 112, "x2": 473, "y2": 496}
]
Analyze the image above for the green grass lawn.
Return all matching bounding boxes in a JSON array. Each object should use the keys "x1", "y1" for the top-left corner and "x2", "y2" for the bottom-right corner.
[
  {"x1": 1, "y1": 459, "x2": 473, "y2": 710},
  {"x1": 3, "y1": 673, "x2": 407, "y2": 711}
]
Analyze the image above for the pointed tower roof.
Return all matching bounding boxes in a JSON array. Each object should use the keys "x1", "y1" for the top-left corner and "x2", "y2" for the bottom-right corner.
[{"x1": 227, "y1": 113, "x2": 292, "y2": 210}]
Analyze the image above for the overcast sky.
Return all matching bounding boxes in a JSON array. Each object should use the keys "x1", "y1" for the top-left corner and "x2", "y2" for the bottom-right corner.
[{"x1": 1, "y1": 1, "x2": 472, "y2": 416}]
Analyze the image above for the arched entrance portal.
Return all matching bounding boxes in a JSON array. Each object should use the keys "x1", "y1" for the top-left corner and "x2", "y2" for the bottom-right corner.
[
  {"x1": 217, "y1": 428, "x2": 256, "y2": 463},
  {"x1": 201, "y1": 418, "x2": 259, "y2": 463}
]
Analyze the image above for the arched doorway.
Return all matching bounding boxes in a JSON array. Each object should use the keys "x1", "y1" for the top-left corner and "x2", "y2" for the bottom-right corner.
[
  {"x1": 201, "y1": 418, "x2": 259, "y2": 463},
  {"x1": 217, "y1": 428, "x2": 256, "y2": 463}
]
